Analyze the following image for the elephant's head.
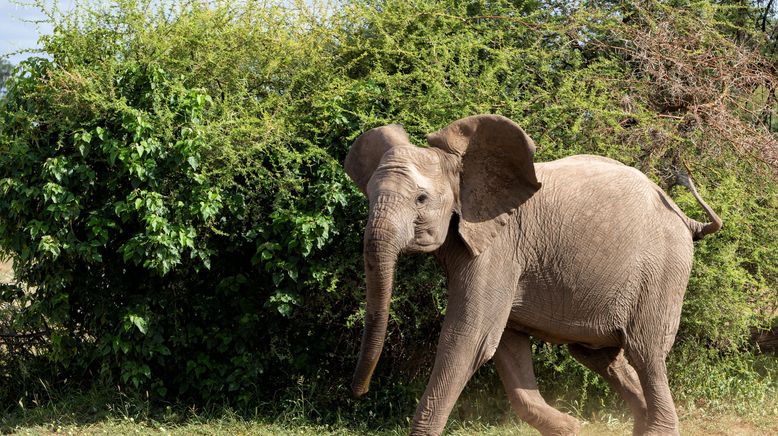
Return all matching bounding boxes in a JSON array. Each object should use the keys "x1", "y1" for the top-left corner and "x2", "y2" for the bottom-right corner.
[{"x1": 344, "y1": 114, "x2": 541, "y2": 397}]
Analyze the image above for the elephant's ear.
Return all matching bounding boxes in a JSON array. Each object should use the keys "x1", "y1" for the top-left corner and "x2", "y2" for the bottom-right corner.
[
  {"x1": 427, "y1": 115, "x2": 541, "y2": 256},
  {"x1": 345, "y1": 124, "x2": 413, "y2": 195}
]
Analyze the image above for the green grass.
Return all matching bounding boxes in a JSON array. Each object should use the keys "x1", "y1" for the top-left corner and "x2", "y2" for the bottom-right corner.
[
  {"x1": 3, "y1": 346, "x2": 776, "y2": 435},
  {"x1": 3, "y1": 385, "x2": 777, "y2": 436},
  {"x1": 3, "y1": 347, "x2": 776, "y2": 435}
]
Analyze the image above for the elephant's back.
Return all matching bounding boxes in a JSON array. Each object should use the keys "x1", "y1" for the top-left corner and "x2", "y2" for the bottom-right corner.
[
  {"x1": 533, "y1": 154, "x2": 695, "y2": 273},
  {"x1": 534, "y1": 155, "x2": 690, "y2": 231},
  {"x1": 535, "y1": 154, "x2": 643, "y2": 186}
]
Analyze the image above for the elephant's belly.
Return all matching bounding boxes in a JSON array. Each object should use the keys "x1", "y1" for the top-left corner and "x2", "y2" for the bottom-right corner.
[
  {"x1": 506, "y1": 313, "x2": 624, "y2": 349},
  {"x1": 507, "y1": 282, "x2": 635, "y2": 348}
]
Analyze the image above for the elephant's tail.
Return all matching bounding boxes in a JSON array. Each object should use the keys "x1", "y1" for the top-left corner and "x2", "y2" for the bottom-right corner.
[{"x1": 674, "y1": 161, "x2": 722, "y2": 241}]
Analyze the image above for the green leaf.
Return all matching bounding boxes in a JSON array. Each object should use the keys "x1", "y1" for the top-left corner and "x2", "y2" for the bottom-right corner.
[{"x1": 129, "y1": 314, "x2": 148, "y2": 335}]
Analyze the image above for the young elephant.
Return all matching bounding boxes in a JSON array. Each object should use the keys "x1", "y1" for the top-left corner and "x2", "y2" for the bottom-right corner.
[{"x1": 344, "y1": 115, "x2": 721, "y2": 436}]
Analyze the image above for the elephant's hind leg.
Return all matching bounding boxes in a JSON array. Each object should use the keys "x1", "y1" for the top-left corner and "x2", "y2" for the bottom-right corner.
[
  {"x1": 623, "y1": 291, "x2": 684, "y2": 435},
  {"x1": 568, "y1": 345, "x2": 648, "y2": 435},
  {"x1": 623, "y1": 350, "x2": 678, "y2": 436},
  {"x1": 495, "y1": 329, "x2": 580, "y2": 436}
]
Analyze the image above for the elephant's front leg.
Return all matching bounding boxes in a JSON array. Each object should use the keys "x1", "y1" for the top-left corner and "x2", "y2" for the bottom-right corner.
[{"x1": 410, "y1": 279, "x2": 513, "y2": 435}]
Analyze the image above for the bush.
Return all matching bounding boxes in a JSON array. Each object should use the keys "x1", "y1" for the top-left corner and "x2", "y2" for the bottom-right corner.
[{"x1": 1, "y1": 0, "x2": 776, "y2": 420}]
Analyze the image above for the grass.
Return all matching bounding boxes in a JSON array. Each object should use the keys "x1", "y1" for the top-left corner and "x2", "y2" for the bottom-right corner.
[
  {"x1": 2, "y1": 323, "x2": 776, "y2": 435},
  {"x1": 3, "y1": 385, "x2": 777, "y2": 436},
  {"x1": 2, "y1": 352, "x2": 777, "y2": 435},
  {"x1": 5, "y1": 409, "x2": 778, "y2": 435}
]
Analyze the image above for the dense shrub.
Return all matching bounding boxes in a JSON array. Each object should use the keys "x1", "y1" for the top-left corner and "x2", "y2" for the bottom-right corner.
[{"x1": 1, "y1": 0, "x2": 776, "y2": 419}]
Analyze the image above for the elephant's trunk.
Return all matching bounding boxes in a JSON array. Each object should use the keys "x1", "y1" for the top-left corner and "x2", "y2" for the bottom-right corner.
[{"x1": 351, "y1": 201, "x2": 405, "y2": 398}]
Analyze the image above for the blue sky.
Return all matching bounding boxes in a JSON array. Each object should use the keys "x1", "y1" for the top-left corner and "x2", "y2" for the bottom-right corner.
[{"x1": 0, "y1": 0, "x2": 75, "y2": 64}]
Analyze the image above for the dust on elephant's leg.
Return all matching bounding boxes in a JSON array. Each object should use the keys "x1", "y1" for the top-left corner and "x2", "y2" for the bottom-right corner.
[
  {"x1": 568, "y1": 345, "x2": 647, "y2": 435},
  {"x1": 495, "y1": 329, "x2": 580, "y2": 436}
]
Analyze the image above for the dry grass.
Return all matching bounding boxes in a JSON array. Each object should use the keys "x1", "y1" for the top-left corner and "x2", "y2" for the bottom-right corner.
[{"x1": 5, "y1": 411, "x2": 778, "y2": 436}]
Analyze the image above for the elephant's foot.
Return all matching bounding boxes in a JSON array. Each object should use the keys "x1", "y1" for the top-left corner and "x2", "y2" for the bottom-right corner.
[
  {"x1": 637, "y1": 425, "x2": 679, "y2": 436},
  {"x1": 537, "y1": 413, "x2": 580, "y2": 436}
]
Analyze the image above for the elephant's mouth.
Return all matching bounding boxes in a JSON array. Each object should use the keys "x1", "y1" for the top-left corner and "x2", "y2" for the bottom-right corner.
[{"x1": 411, "y1": 230, "x2": 440, "y2": 252}]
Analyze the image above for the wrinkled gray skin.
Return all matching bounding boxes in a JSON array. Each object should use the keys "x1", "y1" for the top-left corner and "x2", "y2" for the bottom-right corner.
[{"x1": 344, "y1": 115, "x2": 722, "y2": 436}]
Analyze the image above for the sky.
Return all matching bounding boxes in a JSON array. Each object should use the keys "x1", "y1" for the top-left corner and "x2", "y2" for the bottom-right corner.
[
  {"x1": 0, "y1": 1, "x2": 314, "y2": 65},
  {"x1": 0, "y1": 0, "x2": 75, "y2": 64}
]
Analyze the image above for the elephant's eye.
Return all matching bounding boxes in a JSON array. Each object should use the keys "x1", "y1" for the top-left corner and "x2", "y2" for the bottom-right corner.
[{"x1": 416, "y1": 193, "x2": 429, "y2": 205}]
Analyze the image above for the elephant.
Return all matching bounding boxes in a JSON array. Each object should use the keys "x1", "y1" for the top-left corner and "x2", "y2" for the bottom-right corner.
[{"x1": 343, "y1": 114, "x2": 721, "y2": 436}]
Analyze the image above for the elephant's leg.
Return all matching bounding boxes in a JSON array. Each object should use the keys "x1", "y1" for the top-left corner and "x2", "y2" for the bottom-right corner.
[
  {"x1": 624, "y1": 290, "x2": 683, "y2": 435},
  {"x1": 624, "y1": 353, "x2": 678, "y2": 436},
  {"x1": 410, "y1": 283, "x2": 513, "y2": 435},
  {"x1": 568, "y1": 345, "x2": 647, "y2": 435},
  {"x1": 495, "y1": 329, "x2": 580, "y2": 436}
]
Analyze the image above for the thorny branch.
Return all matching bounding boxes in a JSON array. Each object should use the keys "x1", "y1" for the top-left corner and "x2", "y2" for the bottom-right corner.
[{"x1": 604, "y1": 3, "x2": 778, "y2": 172}]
